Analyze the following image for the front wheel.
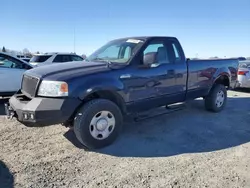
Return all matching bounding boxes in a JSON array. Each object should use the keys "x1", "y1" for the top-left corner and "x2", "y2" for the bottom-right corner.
[
  {"x1": 73, "y1": 99, "x2": 123, "y2": 149},
  {"x1": 204, "y1": 84, "x2": 227, "y2": 112}
]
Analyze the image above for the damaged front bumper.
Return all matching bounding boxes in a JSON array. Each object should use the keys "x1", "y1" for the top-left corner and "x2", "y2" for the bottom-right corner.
[{"x1": 5, "y1": 93, "x2": 81, "y2": 127}]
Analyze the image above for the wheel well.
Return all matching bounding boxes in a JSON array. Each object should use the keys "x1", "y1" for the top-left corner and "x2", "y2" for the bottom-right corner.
[
  {"x1": 83, "y1": 90, "x2": 126, "y2": 114},
  {"x1": 214, "y1": 75, "x2": 230, "y2": 88},
  {"x1": 63, "y1": 90, "x2": 126, "y2": 127}
]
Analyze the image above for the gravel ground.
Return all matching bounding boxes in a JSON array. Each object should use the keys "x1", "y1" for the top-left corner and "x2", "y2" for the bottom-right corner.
[{"x1": 1, "y1": 90, "x2": 250, "y2": 188}]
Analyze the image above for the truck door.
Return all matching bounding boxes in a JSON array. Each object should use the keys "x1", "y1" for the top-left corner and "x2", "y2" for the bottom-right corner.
[
  {"x1": 123, "y1": 38, "x2": 179, "y2": 111},
  {"x1": 159, "y1": 38, "x2": 187, "y2": 103}
]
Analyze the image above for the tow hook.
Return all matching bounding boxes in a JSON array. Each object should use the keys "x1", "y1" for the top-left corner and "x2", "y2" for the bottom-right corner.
[{"x1": 4, "y1": 103, "x2": 16, "y2": 120}]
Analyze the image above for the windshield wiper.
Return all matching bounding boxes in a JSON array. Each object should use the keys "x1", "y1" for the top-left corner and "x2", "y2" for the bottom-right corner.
[
  {"x1": 92, "y1": 57, "x2": 109, "y2": 62},
  {"x1": 90, "y1": 57, "x2": 113, "y2": 67}
]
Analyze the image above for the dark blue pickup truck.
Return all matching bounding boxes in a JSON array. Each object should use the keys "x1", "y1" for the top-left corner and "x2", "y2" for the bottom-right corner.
[{"x1": 5, "y1": 36, "x2": 239, "y2": 148}]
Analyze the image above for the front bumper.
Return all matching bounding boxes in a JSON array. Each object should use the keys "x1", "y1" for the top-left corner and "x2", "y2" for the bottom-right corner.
[{"x1": 5, "y1": 94, "x2": 81, "y2": 126}]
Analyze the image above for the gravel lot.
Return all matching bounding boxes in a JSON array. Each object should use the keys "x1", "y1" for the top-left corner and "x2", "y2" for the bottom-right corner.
[{"x1": 1, "y1": 90, "x2": 250, "y2": 188}]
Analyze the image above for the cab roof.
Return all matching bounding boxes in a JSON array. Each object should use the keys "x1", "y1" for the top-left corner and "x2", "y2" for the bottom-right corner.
[{"x1": 112, "y1": 36, "x2": 177, "y2": 41}]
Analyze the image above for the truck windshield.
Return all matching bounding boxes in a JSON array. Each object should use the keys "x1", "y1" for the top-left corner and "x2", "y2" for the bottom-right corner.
[{"x1": 86, "y1": 38, "x2": 145, "y2": 64}]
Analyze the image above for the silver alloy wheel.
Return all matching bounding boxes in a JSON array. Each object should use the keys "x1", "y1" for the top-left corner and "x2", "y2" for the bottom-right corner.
[
  {"x1": 215, "y1": 90, "x2": 225, "y2": 107},
  {"x1": 89, "y1": 111, "x2": 116, "y2": 140}
]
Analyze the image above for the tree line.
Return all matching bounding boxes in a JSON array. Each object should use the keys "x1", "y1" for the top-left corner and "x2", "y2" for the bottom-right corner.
[{"x1": 1, "y1": 46, "x2": 40, "y2": 57}]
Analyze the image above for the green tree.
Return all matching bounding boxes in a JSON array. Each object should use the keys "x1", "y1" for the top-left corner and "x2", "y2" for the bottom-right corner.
[{"x1": 2, "y1": 46, "x2": 6, "y2": 52}]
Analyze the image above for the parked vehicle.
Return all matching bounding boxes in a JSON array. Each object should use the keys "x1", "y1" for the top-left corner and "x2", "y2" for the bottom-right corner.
[
  {"x1": 237, "y1": 57, "x2": 247, "y2": 61},
  {"x1": 29, "y1": 52, "x2": 84, "y2": 66},
  {"x1": 5, "y1": 36, "x2": 239, "y2": 149},
  {"x1": 20, "y1": 58, "x2": 31, "y2": 62},
  {"x1": 0, "y1": 52, "x2": 33, "y2": 96},
  {"x1": 16, "y1": 55, "x2": 28, "y2": 59},
  {"x1": 235, "y1": 60, "x2": 250, "y2": 88}
]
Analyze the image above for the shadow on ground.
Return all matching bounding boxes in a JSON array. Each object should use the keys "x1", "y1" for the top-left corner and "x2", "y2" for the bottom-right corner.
[
  {"x1": 233, "y1": 88, "x2": 250, "y2": 93},
  {"x1": 0, "y1": 161, "x2": 14, "y2": 188},
  {"x1": 64, "y1": 130, "x2": 89, "y2": 150},
  {"x1": 64, "y1": 97, "x2": 250, "y2": 158}
]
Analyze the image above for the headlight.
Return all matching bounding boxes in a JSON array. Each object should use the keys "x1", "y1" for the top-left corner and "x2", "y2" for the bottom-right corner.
[{"x1": 38, "y1": 80, "x2": 68, "y2": 97}]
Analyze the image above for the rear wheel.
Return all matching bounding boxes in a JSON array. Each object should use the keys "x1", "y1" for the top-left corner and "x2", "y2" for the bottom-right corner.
[
  {"x1": 73, "y1": 99, "x2": 123, "y2": 149},
  {"x1": 204, "y1": 84, "x2": 227, "y2": 112}
]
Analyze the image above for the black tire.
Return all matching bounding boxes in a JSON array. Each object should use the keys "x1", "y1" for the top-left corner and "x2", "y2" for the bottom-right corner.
[
  {"x1": 73, "y1": 99, "x2": 123, "y2": 149},
  {"x1": 204, "y1": 84, "x2": 227, "y2": 112}
]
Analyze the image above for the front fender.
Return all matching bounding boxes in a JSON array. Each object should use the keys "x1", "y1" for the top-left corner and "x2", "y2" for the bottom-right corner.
[
  {"x1": 71, "y1": 76, "x2": 125, "y2": 100},
  {"x1": 78, "y1": 84, "x2": 125, "y2": 101}
]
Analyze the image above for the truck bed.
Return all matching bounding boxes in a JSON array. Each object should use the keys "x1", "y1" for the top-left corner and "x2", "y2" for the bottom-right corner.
[{"x1": 187, "y1": 58, "x2": 238, "y2": 98}]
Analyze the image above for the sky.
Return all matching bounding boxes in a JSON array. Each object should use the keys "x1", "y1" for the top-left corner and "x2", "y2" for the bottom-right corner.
[{"x1": 1, "y1": 0, "x2": 250, "y2": 58}]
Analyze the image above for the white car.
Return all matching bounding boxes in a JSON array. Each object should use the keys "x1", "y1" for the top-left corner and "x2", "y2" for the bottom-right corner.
[
  {"x1": 0, "y1": 52, "x2": 33, "y2": 96},
  {"x1": 20, "y1": 57, "x2": 31, "y2": 62},
  {"x1": 236, "y1": 60, "x2": 250, "y2": 88},
  {"x1": 29, "y1": 52, "x2": 84, "y2": 66}
]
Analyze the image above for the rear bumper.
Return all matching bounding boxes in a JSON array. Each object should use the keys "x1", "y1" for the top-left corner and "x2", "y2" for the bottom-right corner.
[
  {"x1": 6, "y1": 94, "x2": 81, "y2": 126},
  {"x1": 236, "y1": 76, "x2": 250, "y2": 88}
]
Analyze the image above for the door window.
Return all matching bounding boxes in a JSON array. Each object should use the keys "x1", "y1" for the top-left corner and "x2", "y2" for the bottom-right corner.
[
  {"x1": 143, "y1": 40, "x2": 171, "y2": 64},
  {"x1": 0, "y1": 55, "x2": 23, "y2": 69},
  {"x1": 143, "y1": 44, "x2": 164, "y2": 55}
]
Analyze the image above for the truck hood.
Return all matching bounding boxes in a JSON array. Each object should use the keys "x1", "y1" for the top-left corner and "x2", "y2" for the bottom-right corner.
[{"x1": 25, "y1": 61, "x2": 111, "y2": 80}]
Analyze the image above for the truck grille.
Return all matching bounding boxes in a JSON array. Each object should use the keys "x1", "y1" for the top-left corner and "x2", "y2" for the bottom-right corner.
[{"x1": 21, "y1": 74, "x2": 40, "y2": 97}]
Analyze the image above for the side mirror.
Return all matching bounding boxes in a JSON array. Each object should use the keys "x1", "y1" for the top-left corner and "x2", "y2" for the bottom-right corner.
[
  {"x1": 143, "y1": 52, "x2": 157, "y2": 65},
  {"x1": 140, "y1": 52, "x2": 161, "y2": 68}
]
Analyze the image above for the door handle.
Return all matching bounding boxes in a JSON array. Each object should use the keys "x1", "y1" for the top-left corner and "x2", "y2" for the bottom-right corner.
[
  {"x1": 120, "y1": 74, "x2": 131, "y2": 79},
  {"x1": 167, "y1": 70, "x2": 175, "y2": 78}
]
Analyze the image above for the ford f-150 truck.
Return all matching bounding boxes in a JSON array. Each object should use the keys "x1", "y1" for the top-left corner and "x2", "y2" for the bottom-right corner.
[{"x1": 5, "y1": 36, "x2": 239, "y2": 149}]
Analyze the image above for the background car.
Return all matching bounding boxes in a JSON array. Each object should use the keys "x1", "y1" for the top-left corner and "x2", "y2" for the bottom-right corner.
[
  {"x1": 236, "y1": 60, "x2": 250, "y2": 88},
  {"x1": 29, "y1": 52, "x2": 84, "y2": 66},
  {"x1": 237, "y1": 57, "x2": 247, "y2": 61},
  {"x1": 0, "y1": 52, "x2": 33, "y2": 96},
  {"x1": 20, "y1": 57, "x2": 31, "y2": 62}
]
